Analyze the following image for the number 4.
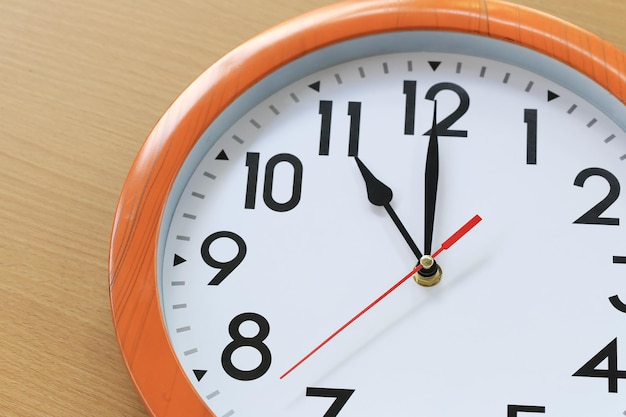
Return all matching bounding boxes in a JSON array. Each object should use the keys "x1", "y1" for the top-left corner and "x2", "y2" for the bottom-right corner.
[{"x1": 573, "y1": 338, "x2": 626, "y2": 393}]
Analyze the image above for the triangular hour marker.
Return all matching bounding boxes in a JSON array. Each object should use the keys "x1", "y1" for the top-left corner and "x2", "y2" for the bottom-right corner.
[
  {"x1": 309, "y1": 81, "x2": 321, "y2": 92},
  {"x1": 428, "y1": 61, "x2": 441, "y2": 71},
  {"x1": 547, "y1": 90, "x2": 560, "y2": 102},
  {"x1": 193, "y1": 369, "x2": 207, "y2": 382},
  {"x1": 173, "y1": 254, "x2": 186, "y2": 266},
  {"x1": 216, "y1": 150, "x2": 229, "y2": 160}
]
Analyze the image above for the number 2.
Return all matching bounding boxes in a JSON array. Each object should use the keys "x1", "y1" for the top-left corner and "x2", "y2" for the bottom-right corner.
[{"x1": 573, "y1": 167, "x2": 620, "y2": 225}]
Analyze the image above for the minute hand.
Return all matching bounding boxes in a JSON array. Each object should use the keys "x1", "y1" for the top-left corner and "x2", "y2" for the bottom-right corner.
[
  {"x1": 355, "y1": 157, "x2": 424, "y2": 261},
  {"x1": 424, "y1": 101, "x2": 439, "y2": 256}
]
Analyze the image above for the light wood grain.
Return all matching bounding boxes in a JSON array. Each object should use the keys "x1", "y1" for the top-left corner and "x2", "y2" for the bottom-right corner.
[{"x1": 1, "y1": 1, "x2": 624, "y2": 416}]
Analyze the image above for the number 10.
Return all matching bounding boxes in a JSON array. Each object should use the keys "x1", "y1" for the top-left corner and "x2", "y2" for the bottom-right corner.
[{"x1": 244, "y1": 152, "x2": 303, "y2": 212}]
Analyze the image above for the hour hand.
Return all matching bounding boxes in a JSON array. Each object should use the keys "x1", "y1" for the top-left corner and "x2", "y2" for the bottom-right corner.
[
  {"x1": 354, "y1": 157, "x2": 424, "y2": 261},
  {"x1": 354, "y1": 157, "x2": 393, "y2": 207}
]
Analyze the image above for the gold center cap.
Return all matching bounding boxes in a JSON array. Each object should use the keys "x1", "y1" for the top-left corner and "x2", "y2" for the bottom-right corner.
[{"x1": 414, "y1": 255, "x2": 442, "y2": 287}]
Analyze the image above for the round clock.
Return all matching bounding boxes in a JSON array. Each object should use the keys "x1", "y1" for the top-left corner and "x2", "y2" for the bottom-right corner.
[{"x1": 109, "y1": 1, "x2": 626, "y2": 415}]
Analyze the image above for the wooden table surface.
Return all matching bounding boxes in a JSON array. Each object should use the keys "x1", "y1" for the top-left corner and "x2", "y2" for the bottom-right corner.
[{"x1": 1, "y1": 0, "x2": 624, "y2": 416}]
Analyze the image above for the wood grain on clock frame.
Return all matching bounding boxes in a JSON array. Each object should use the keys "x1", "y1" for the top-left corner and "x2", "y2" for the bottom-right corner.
[{"x1": 108, "y1": 0, "x2": 626, "y2": 415}]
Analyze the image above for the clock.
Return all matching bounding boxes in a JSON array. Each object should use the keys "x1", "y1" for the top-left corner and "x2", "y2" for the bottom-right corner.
[{"x1": 109, "y1": 1, "x2": 626, "y2": 416}]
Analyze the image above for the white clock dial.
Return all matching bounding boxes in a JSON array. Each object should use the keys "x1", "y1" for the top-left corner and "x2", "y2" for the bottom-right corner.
[{"x1": 158, "y1": 33, "x2": 626, "y2": 416}]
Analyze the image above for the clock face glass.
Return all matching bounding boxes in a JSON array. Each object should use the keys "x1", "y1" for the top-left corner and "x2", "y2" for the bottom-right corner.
[{"x1": 158, "y1": 33, "x2": 626, "y2": 416}]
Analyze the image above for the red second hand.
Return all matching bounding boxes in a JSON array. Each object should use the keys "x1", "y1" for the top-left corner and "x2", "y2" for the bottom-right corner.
[{"x1": 280, "y1": 214, "x2": 482, "y2": 379}]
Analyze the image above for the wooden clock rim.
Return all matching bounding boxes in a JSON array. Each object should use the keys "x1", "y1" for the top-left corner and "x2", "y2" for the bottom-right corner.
[{"x1": 109, "y1": 1, "x2": 626, "y2": 415}]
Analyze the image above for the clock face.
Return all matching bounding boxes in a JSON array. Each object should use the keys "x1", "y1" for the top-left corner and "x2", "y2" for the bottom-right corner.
[{"x1": 156, "y1": 33, "x2": 626, "y2": 416}]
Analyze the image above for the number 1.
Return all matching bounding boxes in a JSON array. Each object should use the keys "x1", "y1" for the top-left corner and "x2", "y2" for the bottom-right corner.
[{"x1": 524, "y1": 109, "x2": 538, "y2": 165}]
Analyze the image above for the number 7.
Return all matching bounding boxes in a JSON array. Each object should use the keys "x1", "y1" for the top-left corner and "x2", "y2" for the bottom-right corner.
[
  {"x1": 508, "y1": 404, "x2": 546, "y2": 416},
  {"x1": 306, "y1": 387, "x2": 355, "y2": 416}
]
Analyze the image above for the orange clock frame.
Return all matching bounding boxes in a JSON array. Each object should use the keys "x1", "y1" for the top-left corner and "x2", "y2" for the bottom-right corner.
[{"x1": 109, "y1": 1, "x2": 626, "y2": 416}]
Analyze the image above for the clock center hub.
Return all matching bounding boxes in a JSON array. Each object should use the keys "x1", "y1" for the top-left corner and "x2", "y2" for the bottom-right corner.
[{"x1": 415, "y1": 255, "x2": 442, "y2": 287}]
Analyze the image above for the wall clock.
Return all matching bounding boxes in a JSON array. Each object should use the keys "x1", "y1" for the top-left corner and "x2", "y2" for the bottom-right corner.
[{"x1": 109, "y1": 0, "x2": 626, "y2": 415}]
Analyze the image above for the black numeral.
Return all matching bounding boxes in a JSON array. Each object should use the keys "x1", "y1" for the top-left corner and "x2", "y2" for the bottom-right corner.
[
  {"x1": 319, "y1": 101, "x2": 333, "y2": 155},
  {"x1": 573, "y1": 167, "x2": 620, "y2": 225},
  {"x1": 573, "y1": 338, "x2": 626, "y2": 393},
  {"x1": 609, "y1": 295, "x2": 626, "y2": 313},
  {"x1": 201, "y1": 231, "x2": 246, "y2": 286},
  {"x1": 404, "y1": 81, "x2": 470, "y2": 137},
  {"x1": 611, "y1": 259, "x2": 626, "y2": 313},
  {"x1": 244, "y1": 152, "x2": 261, "y2": 208},
  {"x1": 245, "y1": 152, "x2": 303, "y2": 212},
  {"x1": 222, "y1": 313, "x2": 271, "y2": 381},
  {"x1": 347, "y1": 102, "x2": 361, "y2": 156},
  {"x1": 306, "y1": 387, "x2": 355, "y2": 417},
  {"x1": 403, "y1": 80, "x2": 417, "y2": 135},
  {"x1": 524, "y1": 109, "x2": 538, "y2": 165},
  {"x1": 423, "y1": 82, "x2": 470, "y2": 137},
  {"x1": 507, "y1": 405, "x2": 546, "y2": 416},
  {"x1": 318, "y1": 101, "x2": 361, "y2": 156}
]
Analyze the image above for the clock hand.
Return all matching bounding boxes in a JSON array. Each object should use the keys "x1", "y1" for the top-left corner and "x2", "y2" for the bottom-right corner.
[
  {"x1": 424, "y1": 101, "x2": 439, "y2": 256},
  {"x1": 418, "y1": 102, "x2": 442, "y2": 284},
  {"x1": 354, "y1": 156, "x2": 424, "y2": 260},
  {"x1": 280, "y1": 214, "x2": 482, "y2": 379}
]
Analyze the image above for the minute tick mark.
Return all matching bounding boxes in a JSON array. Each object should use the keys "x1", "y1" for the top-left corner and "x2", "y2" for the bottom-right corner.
[{"x1": 206, "y1": 390, "x2": 220, "y2": 400}]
